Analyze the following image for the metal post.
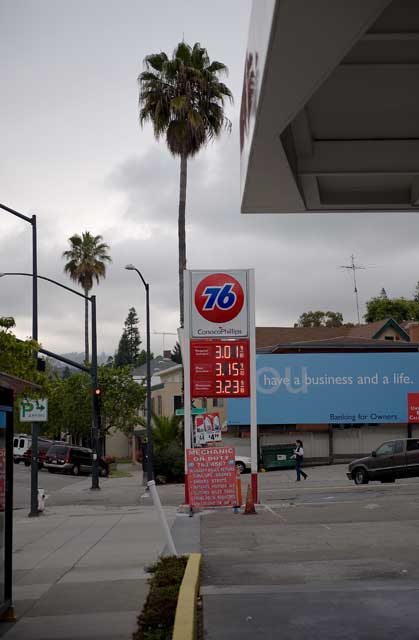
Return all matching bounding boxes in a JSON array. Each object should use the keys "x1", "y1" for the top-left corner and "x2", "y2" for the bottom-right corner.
[
  {"x1": 90, "y1": 296, "x2": 100, "y2": 490},
  {"x1": 249, "y1": 269, "x2": 258, "y2": 504},
  {"x1": 29, "y1": 215, "x2": 39, "y2": 517},
  {"x1": 145, "y1": 283, "x2": 154, "y2": 482}
]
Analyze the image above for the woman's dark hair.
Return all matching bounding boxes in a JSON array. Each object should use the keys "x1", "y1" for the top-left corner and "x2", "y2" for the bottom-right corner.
[{"x1": 296, "y1": 439, "x2": 303, "y2": 446}]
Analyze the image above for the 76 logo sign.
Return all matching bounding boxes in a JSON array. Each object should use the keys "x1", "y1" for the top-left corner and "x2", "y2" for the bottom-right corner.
[{"x1": 194, "y1": 273, "x2": 244, "y2": 323}]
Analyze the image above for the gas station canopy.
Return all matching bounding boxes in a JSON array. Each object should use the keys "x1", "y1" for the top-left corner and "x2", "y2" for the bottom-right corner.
[{"x1": 240, "y1": 0, "x2": 419, "y2": 213}]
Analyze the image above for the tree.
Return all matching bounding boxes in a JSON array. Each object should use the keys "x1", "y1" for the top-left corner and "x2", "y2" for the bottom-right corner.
[
  {"x1": 295, "y1": 311, "x2": 344, "y2": 328},
  {"x1": 62, "y1": 232, "x2": 112, "y2": 363},
  {"x1": 0, "y1": 317, "x2": 43, "y2": 384},
  {"x1": 98, "y1": 365, "x2": 146, "y2": 438},
  {"x1": 380, "y1": 288, "x2": 388, "y2": 299},
  {"x1": 364, "y1": 297, "x2": 419, "y2": 323},
  {"x1": 115, "y1": 308, "x2": 142, "y2": 367},
  {"x1": 138, "y1": 42, "x2": 233, "y2": 325},
  {"x1": 171, "y1": 341, "x2": 182, "y2": 364},
  {"x1": 414, "y1": 282, "x2": 419, "y2": 302}
]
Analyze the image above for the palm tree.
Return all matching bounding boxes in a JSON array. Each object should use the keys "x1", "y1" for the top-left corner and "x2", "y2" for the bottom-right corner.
[
  {"x1": 62, "y1": 232, "x2": 112, "y2": 363},
  {"x1": 138, "y1": 413, "x2": 182, "y2": 450},
  {"x1": 138, "y1": 42, "x2": 233, "y2": 326}
]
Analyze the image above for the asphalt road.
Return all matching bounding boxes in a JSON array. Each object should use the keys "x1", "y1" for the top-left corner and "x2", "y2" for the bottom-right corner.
[
  {"x1": 201, "y1": 469, "x2": 419, "y2": 639},
  {"x1": 13, "y1": 462, "x2": 86, "y2": 510}
]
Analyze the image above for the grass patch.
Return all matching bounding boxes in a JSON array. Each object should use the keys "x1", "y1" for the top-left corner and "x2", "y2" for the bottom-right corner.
[
  {"x1": 109, "y1": 469, "x2": 132, "y2": 478},
  {"x1": 133, "y1": 555, "x2": 188, "y2": 640}
]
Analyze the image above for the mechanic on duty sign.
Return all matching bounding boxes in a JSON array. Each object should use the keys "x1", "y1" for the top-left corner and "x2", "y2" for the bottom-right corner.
[
  {"x1": 190, "y1": 270, "x2": 249, "y2": 338},
  {"x1": 186, "y1": 447, "x2": 237, "y2": 508}
]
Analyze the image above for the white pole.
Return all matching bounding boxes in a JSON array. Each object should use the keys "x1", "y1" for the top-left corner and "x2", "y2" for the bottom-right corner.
[
  {"x1": 147, "y1": 480, "x2": 177, "y2": 556},
  {"x1": 248, "y1": 269, "x2": 258, "y2": 503},
  {"x1": 183, "y1": 271, "x2": 192, "y2": 504}
]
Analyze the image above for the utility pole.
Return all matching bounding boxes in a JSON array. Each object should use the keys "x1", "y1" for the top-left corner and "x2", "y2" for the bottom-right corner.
[{"x1": 340, "y1": 254, "x2": 365, "y2": 326}]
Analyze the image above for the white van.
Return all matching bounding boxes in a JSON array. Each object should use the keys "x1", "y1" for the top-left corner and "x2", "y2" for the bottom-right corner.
[{"x1": 13, "y1": 434, "x2": 31, "y2": 464}]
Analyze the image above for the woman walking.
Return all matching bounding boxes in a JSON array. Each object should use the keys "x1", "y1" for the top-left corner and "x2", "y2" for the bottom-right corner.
[{"x1": 294, "y1": 439, "x2": 308, "y2": 481}]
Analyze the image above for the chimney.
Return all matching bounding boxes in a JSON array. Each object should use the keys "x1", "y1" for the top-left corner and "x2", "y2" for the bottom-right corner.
[
  {"x1": 406, "y1": 323, "x2": 419, "y2": 343},
  {"x1": 163, "y1": 350, "x2": 172, "y2": 360}
]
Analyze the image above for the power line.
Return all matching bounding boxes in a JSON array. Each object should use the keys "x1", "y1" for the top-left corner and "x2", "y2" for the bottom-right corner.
[{"x1": 340, "y1": 254, "x2": 366, "y2": 326}]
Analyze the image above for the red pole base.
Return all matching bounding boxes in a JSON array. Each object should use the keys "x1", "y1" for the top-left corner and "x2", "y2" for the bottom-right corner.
[{"x1": 251, "y1": 472, "x2": 258, "y2": 504}]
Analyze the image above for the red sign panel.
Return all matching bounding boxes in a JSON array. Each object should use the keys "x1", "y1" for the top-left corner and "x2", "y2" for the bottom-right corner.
[
  {"x1": 408, "y1": 393, "x2": 419, "y2": 423},
  {"x1": 186, "y1": 447, "x2": 236, "y2": 508},
  {"x1": 190, "y1": 339, "x2": 250, "y2": 398}
]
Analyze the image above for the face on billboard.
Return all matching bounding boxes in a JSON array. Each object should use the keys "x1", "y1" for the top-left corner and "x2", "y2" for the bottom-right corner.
[{"x1": 190, "y1": 270, "x2": 249, "y2": 338}]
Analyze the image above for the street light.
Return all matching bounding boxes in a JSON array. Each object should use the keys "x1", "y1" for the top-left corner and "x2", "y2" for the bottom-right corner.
[
  {"x1": 125, "y1": 264, "x2": 153, "y2": 482},
  {"x1": 0, "y1": 272, "x2": 101, "y2": 490},
  {"x1": 0, "y1": 203, "x2": 38, "y2": 517}
]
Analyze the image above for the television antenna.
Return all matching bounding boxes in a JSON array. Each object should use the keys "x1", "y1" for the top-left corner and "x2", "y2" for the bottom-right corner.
[
  {"x1": 153, "y1": 331, "x2": 177, "y2": 352},
  {"x1": 340, "y1": 254, "x2": 366, "y2": 326}
]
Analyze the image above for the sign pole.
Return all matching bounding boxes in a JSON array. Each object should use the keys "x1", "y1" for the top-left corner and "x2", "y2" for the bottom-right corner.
[
  {"x1": 249, "y1": 269, "x2": 258, "y2": 503},
  {"x1": 183, "y1": 271, "x2": 192, "y2": 504}
]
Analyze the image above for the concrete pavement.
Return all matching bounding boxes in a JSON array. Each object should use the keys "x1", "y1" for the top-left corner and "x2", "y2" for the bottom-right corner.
[{"x1": 2, "y1": 469, "x2": 179, "y2": 640}]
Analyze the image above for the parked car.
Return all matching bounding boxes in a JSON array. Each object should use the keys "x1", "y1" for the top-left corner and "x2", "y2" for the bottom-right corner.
[
  {"x1": 235, "y1": 455, "x2": 251, "y2": 474},
  {"x1": 23, "y1": 438, "x2": 54, "y2": 468},
  {"x1": 44, "y1": 444, "x2": 109, "y2": 477},
  {"x1": 13, "y1": 434, "x2": 31, "y2": 464},
  {"x1": 347, "y1": 438, "x2": 419, "y2": 485}
]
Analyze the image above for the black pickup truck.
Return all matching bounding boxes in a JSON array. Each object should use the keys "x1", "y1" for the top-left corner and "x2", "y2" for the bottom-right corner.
[{"x1": 347, "y1": 438, "x2": 419, "y2": 485}]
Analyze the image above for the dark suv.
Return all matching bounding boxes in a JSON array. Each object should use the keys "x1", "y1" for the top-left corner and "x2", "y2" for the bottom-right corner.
[
  {"x1": 23, "y1": 438, "x2": 54, "y2": 468},
  {"x1": 44, "y1": 444, "x2": 109, "y2": 477},
  {"x1": 347, "y1": 438, "x2": 419, "y2": 484}
]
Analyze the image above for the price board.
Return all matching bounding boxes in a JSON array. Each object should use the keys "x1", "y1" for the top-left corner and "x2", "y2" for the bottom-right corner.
[
  {"x1": 190, "y1": 339, "x2": 250, "y2": 398},
  {"x1": 186, "y1": 446, "x2": 237, "y2": 508}
]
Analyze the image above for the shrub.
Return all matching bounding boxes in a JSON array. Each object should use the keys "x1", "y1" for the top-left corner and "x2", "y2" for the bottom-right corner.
[
  {"x1": 153, "y1": 441, "x2": 184, "y2": 483},
  {"x1": 133, "y1": 555, "x2": 187, "y2": 640}
]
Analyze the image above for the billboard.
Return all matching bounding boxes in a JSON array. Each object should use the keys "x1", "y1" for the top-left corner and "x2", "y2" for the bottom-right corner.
[{"x1": 227, "y1": 352, "x2": 419, "y2": 425}]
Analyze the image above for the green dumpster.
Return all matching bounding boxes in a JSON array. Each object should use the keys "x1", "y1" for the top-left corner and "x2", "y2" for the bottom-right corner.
[{"x1": 261, "y1": 444, "x2": 295, "y2": 470}]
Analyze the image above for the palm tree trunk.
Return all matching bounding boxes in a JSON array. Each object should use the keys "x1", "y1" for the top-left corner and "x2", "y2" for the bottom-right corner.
[
  {"x1": 178, "y1": 153, "x2": 188, "y2": 327},
  {"x1": 84, "y1": 289, "x2": 89, "y2": 364}
]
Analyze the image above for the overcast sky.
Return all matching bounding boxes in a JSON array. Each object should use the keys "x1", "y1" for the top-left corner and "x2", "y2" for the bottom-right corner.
[{"x1": 2, "y1": 0, "x2": 419, "y2": 359}]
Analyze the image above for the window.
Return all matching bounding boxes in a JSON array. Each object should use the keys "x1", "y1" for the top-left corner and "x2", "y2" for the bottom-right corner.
[
  {"x1": 384, "y1": 336, "x2": 394, "y2": 341},
  {"x1": 394, "y1": 440, "x2": 403, "y2": 454},
  {"x1": 212, "y1": 398, "x2": 224, "y2": 408},
  {"x1": 157, "y1": 396, "x2": 162, "y2": 416},
  {"x1": 13, "y1": 438, "x2": 18, "y2": 448},
  {"x1": 375, "y1": 442, "x2": 395, "y2": 456},
  {"x1": 202, "y1": 398, "x2": 207, "y2": 410},
  {"x1": 407, "y1": 440, "x2": 419, "y2": 451}
]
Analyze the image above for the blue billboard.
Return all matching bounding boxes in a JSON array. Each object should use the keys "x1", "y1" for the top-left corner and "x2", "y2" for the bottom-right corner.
[{"x1": 227, "y1": 352, "x2": 419, "y2": 425}]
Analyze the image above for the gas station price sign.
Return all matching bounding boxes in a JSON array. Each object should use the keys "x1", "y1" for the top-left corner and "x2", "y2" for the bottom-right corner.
[{"x1": 190, "y1": 340, "x2": 250, "y2": 398}]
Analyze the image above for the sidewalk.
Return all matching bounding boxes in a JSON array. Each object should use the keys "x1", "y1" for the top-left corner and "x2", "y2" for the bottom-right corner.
[{"x1": 2, "y1": 490, "x2": 178, "y2": 638}]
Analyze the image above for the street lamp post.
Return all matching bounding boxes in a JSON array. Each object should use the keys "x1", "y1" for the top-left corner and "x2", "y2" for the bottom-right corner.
[
  {"x1": 0, "y1": 204, "x2": 39, "y2": 516},
  {"x1": 0, "y1": 272, "x2": 100, "y2": 490},
  {"x1": 125, "y1": 264, "x2": 153, "y2": 482}
]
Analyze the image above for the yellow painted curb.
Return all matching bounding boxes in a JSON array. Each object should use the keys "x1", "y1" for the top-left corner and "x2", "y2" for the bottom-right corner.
[{"x1": 172, "y1": 553, "x2": 201, "y2": 640}]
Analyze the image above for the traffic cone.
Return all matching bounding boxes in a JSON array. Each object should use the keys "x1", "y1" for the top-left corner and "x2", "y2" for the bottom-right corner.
[{"x1": 243, "y1": 484, "x2": 256, "y2": 515}]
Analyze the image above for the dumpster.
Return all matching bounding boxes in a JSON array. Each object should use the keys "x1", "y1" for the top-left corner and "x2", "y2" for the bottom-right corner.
[{"x1": 261, "y1": 444, "x2": 295, "y2": 470}]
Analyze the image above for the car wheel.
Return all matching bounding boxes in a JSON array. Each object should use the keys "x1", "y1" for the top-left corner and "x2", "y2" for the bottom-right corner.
[
  {"x1": 353, "y1": 468, "x2": 369, "y2": 485},
  {"x1": 235, "y1": 462, "x2": 246, "y2": 474},
  {"x1": 13, "y1": 458, "x2": 20, "y2": 465},
  {"x1": 72, "y1": 465, "x2": 80, "y2": 476},
  {"x1": 24, "y1": 460, "x2": 31, "y2": 467}
]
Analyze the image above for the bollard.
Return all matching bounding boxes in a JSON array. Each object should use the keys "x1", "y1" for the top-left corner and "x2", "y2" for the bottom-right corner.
[{"x1": 37, "y1": 488, "x2": 46, "y2": 512}]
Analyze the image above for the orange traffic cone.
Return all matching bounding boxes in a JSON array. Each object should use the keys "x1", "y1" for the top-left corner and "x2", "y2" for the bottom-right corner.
[{"x1": 243, "y1": 484, "x2": 256, "y2": 515}]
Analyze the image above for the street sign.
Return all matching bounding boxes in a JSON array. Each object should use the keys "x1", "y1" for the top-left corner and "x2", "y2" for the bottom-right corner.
[
  {"x1": 175, "y1": 408, "x2": 207, "y2": 416},
  {"x1": 19, "y1": 398, "x2": 48, "y2": 422},
  {"x1": 190, "y1": 270, "x2": 249, "y2": 338}
]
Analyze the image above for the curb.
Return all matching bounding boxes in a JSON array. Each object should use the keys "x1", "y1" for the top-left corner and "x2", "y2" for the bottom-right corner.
[{"x1": 172, "y1": 553, "x2": 201, "y2": 640}]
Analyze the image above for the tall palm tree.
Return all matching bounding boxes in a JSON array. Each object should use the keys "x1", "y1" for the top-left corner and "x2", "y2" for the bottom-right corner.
[
  {"x1": 62, "y1": 232, "x2": 112, "y2": 363},
  {"x1": 138, "y1": 42, "x2": 233, "y2": 326}
]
